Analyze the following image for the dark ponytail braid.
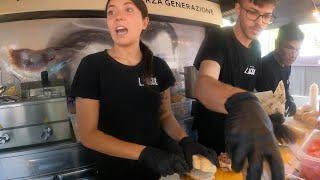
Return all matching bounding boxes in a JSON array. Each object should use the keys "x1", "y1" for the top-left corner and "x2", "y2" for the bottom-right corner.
[{"x1": 139, "y1": 41, "x2": 154, "y2": 84}]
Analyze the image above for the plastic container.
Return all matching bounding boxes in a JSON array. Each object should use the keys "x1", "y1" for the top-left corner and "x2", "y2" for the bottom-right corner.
[
  {"x1": 299, "y1": 130, "x2": 320, "y2": 180},
  {"x1": 171, "y1": 99, "x2": 193, "y2": 120}
]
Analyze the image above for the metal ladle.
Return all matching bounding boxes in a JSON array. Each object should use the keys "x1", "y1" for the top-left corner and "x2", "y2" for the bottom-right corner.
[{"x1": 0, "y1": 85, "x2": 6, "y2": 96}]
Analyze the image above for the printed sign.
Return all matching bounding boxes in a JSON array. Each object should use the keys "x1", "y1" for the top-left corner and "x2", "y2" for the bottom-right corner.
[{"x1": 0, "y1": 0, "x2": 222, "y2": 25}]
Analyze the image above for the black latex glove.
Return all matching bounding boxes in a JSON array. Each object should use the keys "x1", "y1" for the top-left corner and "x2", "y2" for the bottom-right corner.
[
  {"x1": 269, "y1": 113, "x2": 296, "y2": 144},
  {"x1": 224, "y1": 92, "x2": 284, "y2": 180},
  {"x1": 139, "y1": 146, "x2": 189, "y2": 177},
  {"x1": 179, "y1": 136, "x2": 219, "y2": 170},
  {"x1": 285, "y1": 100, "x2": 297, "y2": 117}
]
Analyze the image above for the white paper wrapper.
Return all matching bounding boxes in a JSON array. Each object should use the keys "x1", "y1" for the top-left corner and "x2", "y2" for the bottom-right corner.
[{"x1": 255, "y1": 81, "x2": 286, "y2": 115}]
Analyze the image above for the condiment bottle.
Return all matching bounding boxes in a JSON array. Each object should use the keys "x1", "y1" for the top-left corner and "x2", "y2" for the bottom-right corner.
[{"x1": 309, "y1": 83, "x2": 319, "y2": 111}]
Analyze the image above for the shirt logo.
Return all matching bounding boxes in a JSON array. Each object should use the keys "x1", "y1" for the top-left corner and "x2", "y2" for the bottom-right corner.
[
  {"x1": 138, "y1": 77, "x2": 158, "y2": 86},
  {"x1": 244, "y1": 66, "x2": 256, "y2": 75}
]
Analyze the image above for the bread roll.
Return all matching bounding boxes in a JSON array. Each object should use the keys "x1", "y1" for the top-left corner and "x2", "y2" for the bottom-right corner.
[
  {"x1": 200, "y1": 156, "x2": 216, "y2": 173},
  {"x1": 192, "y1": 155, "x2": 201, "y2": 170},
  {"x1": 301, "y1": 111, "x2": 319, "y2": 119},
  {"x1": 305, "y1": 116, "x2": 318, "y2": 127},
  {"x1": 301, "y1": 105, "x2": 313, "y2": 113},
  {"x1": 294, "y1": 109, "x2": 303, "y2": 121},
  {"x1": 188, "y1": 155, "x2": 217, "y2": 180},
  {"x1": 188, "y1": 169, "x2": 214, "y2": 180},
  {"x1": 298, "y1": 110, "x2": 320, "y2": 127},
  {"x1": 294, "y1": 105, "x2": 315, "y2": 121},
  {"x1": 218, "y1": 153, "x2": 232, "y2": 172},
  {"x1": 192, "y1": 155, "x2": 217, "y2": 173}
]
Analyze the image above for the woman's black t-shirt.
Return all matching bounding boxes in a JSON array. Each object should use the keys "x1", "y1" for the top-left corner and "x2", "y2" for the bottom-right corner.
[{"x1": 70, "y1": 50, "x2": 175, "y2": 179}]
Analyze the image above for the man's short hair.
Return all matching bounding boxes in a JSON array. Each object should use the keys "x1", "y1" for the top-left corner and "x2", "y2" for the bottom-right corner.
[
  {"x1": 278, "y1": 22, "x2": 305, "y2": 44},
  {"x1": 238, "y1": 0, "x2": 277, "y2": 6}
]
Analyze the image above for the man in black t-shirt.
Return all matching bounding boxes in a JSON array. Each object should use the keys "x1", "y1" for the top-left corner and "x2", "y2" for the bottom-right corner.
[
  {"x1": 193, "y1": 0, "x2": 284, "y2": 179},
  {"x1": 256, "y1": 22, "x2": 305, "y2": 117}
]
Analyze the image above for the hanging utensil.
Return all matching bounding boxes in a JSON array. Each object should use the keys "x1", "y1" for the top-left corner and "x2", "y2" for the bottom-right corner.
[{"x1": 0, "y1": 85, "x2": 6, "y2": 96}]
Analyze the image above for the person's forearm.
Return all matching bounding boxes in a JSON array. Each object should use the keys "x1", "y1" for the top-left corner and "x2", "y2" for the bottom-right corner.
[
  {"x1": 159, "y1": 89, "x2": 187, "y2": 141},
  {"x1": 80, "y1": 130, "x2": 145, "y2": 160},
  {"x1": 161, "y1": 113, "x2": 187, "y2": 141},
  {"x1": 195, "y1": 75, "x2": 245, "y2": 114}
]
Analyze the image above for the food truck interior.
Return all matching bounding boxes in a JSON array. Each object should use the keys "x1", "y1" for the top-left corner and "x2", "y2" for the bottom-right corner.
[{"x1": 0, "y1": 0, "x2": 319, "y2": 179}]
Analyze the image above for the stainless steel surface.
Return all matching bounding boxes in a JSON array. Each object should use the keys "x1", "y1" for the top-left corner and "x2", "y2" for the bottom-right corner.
[
  {"x1": 0, "y1": 80, "x2": 87, "y2": 179},
  {"x1": 54, "y1": 167, "x2": 96, "y2": 180},
  {"x1": 0, "y1": 120, "x2": 72, "y2": 150},
  {"x1": 184, "y1": 66, "x2": 198, "y2": 98},
  {"x1": 0, "y1": 142, "x2": 95, "y2": 180},
  {"x1": 21, "y1": 80, "x2": 65, "y2": 99},
  {"x1": 0, "y1": 97, "x2": 68, "y2": 128},
  {"x1": 0, "y1": 141, "x2": 78, "y2": 158},
  {"x1": 29, "y1": 86, "x2": 66, "y2": 98},
  {"x1": 32, "y1": 175, "x2": 56, "y2": 180},
  {"x1": 0, "y1": 95, "x2": 20, "y2": 104}
]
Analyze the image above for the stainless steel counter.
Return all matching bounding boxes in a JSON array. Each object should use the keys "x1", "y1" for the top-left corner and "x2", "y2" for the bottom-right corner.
[
  {"x1": 0, "y1": 97, "x2": 69, "y2": 128},
  {"x1": 0, "y1": 97, "x2": 73, "y2": 150},
  {"x1": 0, "y1": 141, "x2": 95, "y2": 180}
]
